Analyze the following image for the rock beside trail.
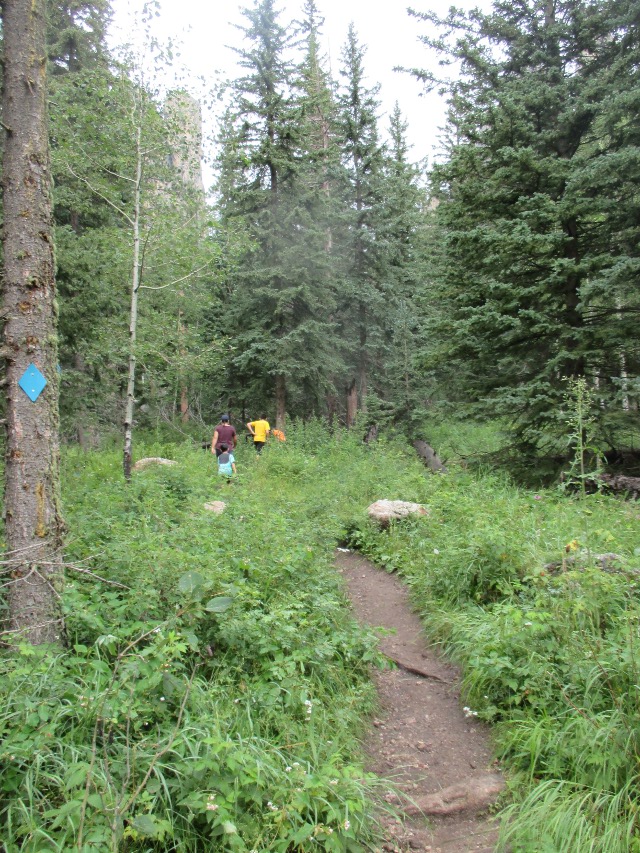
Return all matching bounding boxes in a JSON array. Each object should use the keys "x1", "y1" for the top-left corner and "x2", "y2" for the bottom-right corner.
[
  {"x1": 204, "y1": 501, "x2": 226, "y2": 514},
  {"x1": 368, "y1": 500, "x2": 429, "y2": 528},
  {"x1": 133, "y1": 457, "x2": 177, "y2": 471},
  {"x1": 404, "y1": 774, "x2": 505, "y2": 817}
]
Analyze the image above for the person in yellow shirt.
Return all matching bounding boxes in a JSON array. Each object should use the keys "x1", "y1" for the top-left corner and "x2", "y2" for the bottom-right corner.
[{"x1": 246, "y1": 414, "x2": 270, "y2": 453}]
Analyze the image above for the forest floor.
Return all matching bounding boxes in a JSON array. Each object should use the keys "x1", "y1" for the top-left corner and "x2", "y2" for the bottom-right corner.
[{"x1": 336, "y1": 550, "x2": 504, "y2": 853}]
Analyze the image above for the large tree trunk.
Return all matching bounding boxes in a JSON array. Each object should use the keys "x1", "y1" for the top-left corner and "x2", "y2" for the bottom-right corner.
[
  {"x1": 2, "y1": 0, "x2": 65, "y2": 643},
  {"x1": 346, "y1": 379, "x2": 358, "y2": 428},
  {"x1": 275, "y1": 373, "x2": 286, "y2": 430}
]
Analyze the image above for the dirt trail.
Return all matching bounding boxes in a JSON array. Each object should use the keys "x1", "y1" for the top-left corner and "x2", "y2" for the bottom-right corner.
[{"x1": 336, "y1": 550, "x2": 502, "y2": 853}]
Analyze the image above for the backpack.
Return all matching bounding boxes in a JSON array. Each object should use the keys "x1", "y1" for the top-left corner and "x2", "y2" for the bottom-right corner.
[{"x1": 218, "y1": 451, "x2": 233, "y2": 476}]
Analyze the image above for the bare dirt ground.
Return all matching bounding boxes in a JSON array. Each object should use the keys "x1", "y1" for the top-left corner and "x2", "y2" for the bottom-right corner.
[{"x1": 336, "y1": 550, "x2": 503, "y2": 853}]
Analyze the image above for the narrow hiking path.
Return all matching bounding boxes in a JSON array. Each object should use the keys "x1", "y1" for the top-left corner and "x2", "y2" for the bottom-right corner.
[{"x1": 336, "y1": 550, "x2": 503, "y2": 853}]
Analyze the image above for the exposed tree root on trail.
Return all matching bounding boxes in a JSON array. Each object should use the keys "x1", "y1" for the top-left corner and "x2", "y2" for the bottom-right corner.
[{"x1": 336, "y1": 550, "x2": 504, "y2": 852}]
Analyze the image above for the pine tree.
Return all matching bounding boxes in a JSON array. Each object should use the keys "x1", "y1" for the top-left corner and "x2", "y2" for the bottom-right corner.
[
  {"x1": 335, "y1": 25, "x2": 385, "y2": 425},
  {"x1": 47, "y1": 0, "x2": 111, "y2": 75},
  {"x1": 219, "y1": 0, "x2": 342, "y2": 426},
  {"x1": 374, "y1": 104, "x2": 431, "y2": 423},
  {"x1": 415, "y1": 0, "x2": 640, "y2": 455}
]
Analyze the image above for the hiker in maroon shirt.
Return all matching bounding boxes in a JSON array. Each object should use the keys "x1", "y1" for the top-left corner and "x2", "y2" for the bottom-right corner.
[{"x1": 211, "y1": 414, "x2": 237, "y2": 458}]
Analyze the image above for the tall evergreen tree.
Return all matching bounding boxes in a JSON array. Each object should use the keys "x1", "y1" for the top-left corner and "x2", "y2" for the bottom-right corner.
[
  {"x1": 219, "y1": 0, "x2": 341, "y2": 426},
  {"x1": 374, "y1": 104, "x2": 430, "y2": 423},
  {"x1": 335, "y1": 25, "x2": 385, "y2": 425},
  {"x1": 415, "y1": 0, "x2": 640, "y2": 455},
  {"x1": 47, "y1": 0, "x2": 111, "y2": 75}
]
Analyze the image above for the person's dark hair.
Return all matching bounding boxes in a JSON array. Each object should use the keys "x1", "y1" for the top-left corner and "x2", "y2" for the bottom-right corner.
[
  {"x1": 219, "y1": 443, "x2": 228, "y2": 452},
  {"x1": 221, "y1": 414, "x2": 229, "y2": 422}
]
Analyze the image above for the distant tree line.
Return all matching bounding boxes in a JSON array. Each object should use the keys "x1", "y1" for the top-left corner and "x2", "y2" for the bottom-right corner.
[{"x1": 6, "y1": 0, "x2": 640, "y2": 460}]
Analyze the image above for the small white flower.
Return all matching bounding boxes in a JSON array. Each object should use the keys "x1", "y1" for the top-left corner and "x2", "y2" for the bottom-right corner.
[
  {"x1": 463, "y1": 706, "x2": 478, "y2": 717},
  {"x1": 433, "y1": 548, "x2": 440, "y2": 555},
  {"x1": 206, "y1": 802, "x2": 219, "y2": 812},
  {"x1": 160, "y1": 697, "x2": 165, "y2": 702},
  {"x1": 285, "y1": 766, "x2": 292, "y2": 772},
  {"x1": 304, "y1": 699, "x2": 312, "y2": 707},
  {"x1": 329, "y1": 779, "x2": 338, "y2": 785},
  {"x1": 344, "y1": 819, "x2": 351, "y2": 830},
  {"x1": 524, "y1": 621, "x2": 533, "y2": 627}
]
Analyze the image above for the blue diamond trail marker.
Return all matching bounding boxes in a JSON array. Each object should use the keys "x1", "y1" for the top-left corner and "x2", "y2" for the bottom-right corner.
[{"x1": 18, "y1": 364, "x2": 47, "y2": 402}]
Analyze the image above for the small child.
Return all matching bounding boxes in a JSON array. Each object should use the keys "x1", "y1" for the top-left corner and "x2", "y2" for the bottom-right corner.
[{"x1": 217, "y1": 443, "x2": 236, "y2": 480}]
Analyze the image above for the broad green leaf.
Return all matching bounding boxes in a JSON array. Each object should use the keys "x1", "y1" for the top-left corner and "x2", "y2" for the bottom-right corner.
[
  {"x1": 131, "y1": 814, "x2": 161, "y2": 837},
  {"x1": 178, "y1": 571, "x2": 205, "y2": 595},
  {"x1": 204, "y1": 596, "x2": 233, "y2": 613}
]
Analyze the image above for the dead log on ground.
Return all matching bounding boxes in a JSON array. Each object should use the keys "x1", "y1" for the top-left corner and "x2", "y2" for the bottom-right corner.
[
  {"x1": 600, "y1": 473, "x2": 640, "y2": 498},
  {"x1": 413, "y1": 440, "x2": 447, "y2": 473}
]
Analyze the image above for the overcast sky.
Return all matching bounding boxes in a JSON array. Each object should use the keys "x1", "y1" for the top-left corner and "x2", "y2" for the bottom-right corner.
[{"x1": 108, "y1": 0, "x2": 484, "y2": 188}]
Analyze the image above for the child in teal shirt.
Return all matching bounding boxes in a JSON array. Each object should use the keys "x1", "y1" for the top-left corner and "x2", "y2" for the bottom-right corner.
[{"x1": 217, "y1": 443, "x2": 236, "y2": 480}]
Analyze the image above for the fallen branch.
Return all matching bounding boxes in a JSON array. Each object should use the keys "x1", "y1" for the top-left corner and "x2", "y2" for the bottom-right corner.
[
  {"x1": 386, "y1": 654, "x2": 452, "y2": 684},
  {"x1": 413, "y1": 440, "x2": 447, "y2": 473}
]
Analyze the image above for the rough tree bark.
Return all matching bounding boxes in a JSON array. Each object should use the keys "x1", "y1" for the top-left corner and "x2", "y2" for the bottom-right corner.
[
  {"x1": 346, "y1": 379, "x2": 358, "y2": 428},
  {"x1": 2, "y1": 0, "x2": 65, "y2": 643}
]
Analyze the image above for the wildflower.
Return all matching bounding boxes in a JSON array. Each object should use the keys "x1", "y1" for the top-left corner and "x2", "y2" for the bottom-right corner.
[
  {"x1": 433, "y1": 548, "x2": 440, "y2": 555},
  {"x1": 267, "y1": 801, "x2": 279, "y2": 812},
  {"x1": 160, "y1": 697, "x2": 165, "y2": 702},
  {"x1": 533, "y1": 495, "x2": 542, "y2": 500},
  {"x1": 206, "y1": 802, "x2": 219, "y2": 812},
  {"x1": 463, "y1": 706, "x2": 478, "y2": 718},
  {"x1": 329, "y1": 779, "x2": 338, "y2": 785},
  {"x1": 524, "y1": 621, "x2": 533, "y2": 627},
  {"x1": 565, "y1": 539, "x2": 579, "y2": 553},
  {"x1": 285, "y1": 766, "x2": 292, "y2": 772},
  {"x1": 344, "y1": 819, "x2": 351, "y2": 830}
]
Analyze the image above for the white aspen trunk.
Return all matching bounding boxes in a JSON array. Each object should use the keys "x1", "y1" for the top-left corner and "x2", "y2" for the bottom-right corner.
[
  {"x1": 616, "y1": 299, "x2": 630, "y2": 411},
  {"x1": 123, "y1": 124, "x2": 143, "y2": 481}
]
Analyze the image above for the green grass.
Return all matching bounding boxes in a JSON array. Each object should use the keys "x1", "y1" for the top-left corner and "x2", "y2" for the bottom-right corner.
[
  {"x1": 347, "y1": 421, "x2": 640, "y2": 852},
  {"x1": 0, "y1": 423, "x2": 421, "y2": 852},
  {"x1": 3, "y1": 418, "x2": 640, "y2": 850}
]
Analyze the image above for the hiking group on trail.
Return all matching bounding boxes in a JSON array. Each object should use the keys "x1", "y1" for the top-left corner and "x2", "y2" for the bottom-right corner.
[{"x1": 211, "y1": 413, "x2": 285, "y2": 479}]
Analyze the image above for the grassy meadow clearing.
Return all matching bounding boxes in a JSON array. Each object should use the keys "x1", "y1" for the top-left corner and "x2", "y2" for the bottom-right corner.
[{"x1": 1, "y1": 420, "x2": 639, "y2": 851}]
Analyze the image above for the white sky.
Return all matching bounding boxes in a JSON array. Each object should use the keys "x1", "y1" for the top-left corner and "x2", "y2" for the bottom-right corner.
[{"x1": 108, "y1": 0, "x2": 485, "y2": 189}]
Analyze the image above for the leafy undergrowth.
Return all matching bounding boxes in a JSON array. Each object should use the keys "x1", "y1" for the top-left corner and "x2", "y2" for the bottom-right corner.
[
  {"x1": 3, "y1": 420, "x2": 640, "y2": 851},
  {"x1": 349, "y1": 433, "x2": 640, "y2": 852},
  {"x1": 0, "y1": 423, "x2": 426, "y2": 852}
]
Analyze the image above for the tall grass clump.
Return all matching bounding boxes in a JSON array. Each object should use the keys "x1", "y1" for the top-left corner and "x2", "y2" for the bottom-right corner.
[
  {"x1": 346, "y1": 417, "x2": 640, "y2": 850},
  {"x1": 0, "y1": 425, "x2": 427, "y2": 851}
]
